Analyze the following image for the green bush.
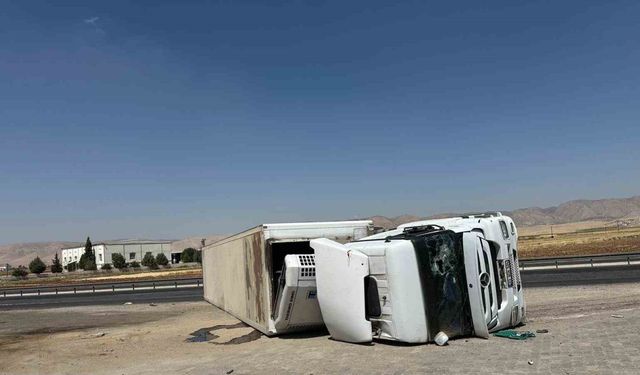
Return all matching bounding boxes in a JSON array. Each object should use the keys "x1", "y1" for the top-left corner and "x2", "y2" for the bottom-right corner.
[
  {"x1": 155, "y1": 253, "x2": 169, "y2": 267},
  {"x1": 141, "y1": 253, "x2": 156, "y2": 268},
  {"x1": 111, "y1": 253, "x2": 127, "y2": 269},
  {"x1": 101, "y1": 263, "x2": 112, "y2": 271},
  {"x1": 51, "y1": 253, "x2": 63, "y2": 273},
  {"x1": 65, "y1": 262, "x2": 78, "y2": 272},
  {"x1": 28, "y1": 257, "x2": 46, "y2": 274},
  {"x1": 130, "y1": 261, "x2": 140, "y2": 269},
  {"x1": 181, "y1": 248, "x2": 197, "y2": 263},
  {"x1": 12, "y1": 266, "x2": 28, "y2": 278}
]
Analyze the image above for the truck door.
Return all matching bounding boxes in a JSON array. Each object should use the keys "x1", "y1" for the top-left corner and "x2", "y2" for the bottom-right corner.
[{"x1": 310, "y1": 238, "x2": 373, "y2": 343}]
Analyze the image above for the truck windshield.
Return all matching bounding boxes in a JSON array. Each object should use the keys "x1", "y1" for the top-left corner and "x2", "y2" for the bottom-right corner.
[{"x1": 411, "y1": 231, "x2": 474, "y2": 340}]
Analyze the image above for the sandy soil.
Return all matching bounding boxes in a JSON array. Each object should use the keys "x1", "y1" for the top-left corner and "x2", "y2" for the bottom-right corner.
[
  {"x1": 518, "y1": 220, "x2": 612, "y2": 236},
  {"x1": 1, "y1": 282, "x2": 639, "y2": 374},
  {"x1": 86, "y1": 268, "x2": 201, "y2": 281}
]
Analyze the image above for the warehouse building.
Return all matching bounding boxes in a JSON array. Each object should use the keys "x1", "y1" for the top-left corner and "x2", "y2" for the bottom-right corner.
[{"x1": 61, "y1": 239, "x2": 175, "y2": 268}]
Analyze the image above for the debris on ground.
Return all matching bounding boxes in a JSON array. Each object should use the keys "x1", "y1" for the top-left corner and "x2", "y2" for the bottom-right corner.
[
  {"x1": 536, "y1": 329, "x2": 549, "y2": 334},
  {"x1": 226, "y1": 370, "x2": 234, "y2": 374},
  {"x1": 85, "y1": 332, "x2": 106, "y2": 339},
  {"x1": 611, "y1": 314, "x2": 624, "y2": 318},
  {"x1": 528, "y1": 360, "x2": 534, "y2": 365},
  {"x1": 434, "y1": 331, "x2": 449, "y2": 346},
  {"x1": 149, "y1": 303, "x2": 157, "y2": 307},
  {"x1": 493, "y1": 330, "x2": 536, "y2": 340},
  {"x1": 123, "y1": 302, "x2": 132, "y2": 305}
]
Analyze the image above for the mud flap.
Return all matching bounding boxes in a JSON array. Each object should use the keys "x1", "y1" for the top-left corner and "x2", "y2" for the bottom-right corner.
[{"x1": 310, "y1": 238, "x2": 373, "y2": 343}]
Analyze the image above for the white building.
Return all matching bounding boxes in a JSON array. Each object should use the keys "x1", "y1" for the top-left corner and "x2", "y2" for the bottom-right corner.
[{"x1": 61, "y1": 239, "x2": 175, "y2": 268}]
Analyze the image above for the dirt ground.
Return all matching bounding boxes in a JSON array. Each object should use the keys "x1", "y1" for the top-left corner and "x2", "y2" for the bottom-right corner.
[
  {"x1": 1, "y1": 283, "x2": 639, "y2": 374},
  {"x1": 518, "y1": 220, "x2": 618, "y2": 236}
]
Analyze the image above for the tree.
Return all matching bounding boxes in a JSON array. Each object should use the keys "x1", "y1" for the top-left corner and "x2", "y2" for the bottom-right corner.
[
  {"x1": 12, "y1": 266, "x2": 28, "y2": 278},
  {"x1": 155, "y1": 253, "x2": 169, "y2": 267},
  {"x1": 181, "y1": 248, "x2": 197, "y2": 263},
  {"x1": 51, "y1": 253, "x2": 63, "y2": 273},
  {"x1": 111, "y1": 253, "x2": 127, "y2": 269},
  {"x1": 195, "y1": 250, "x2": 202, "y2": 264},
  {"x1": 79, "y1": 236, "x2": 96, "y2": 270},
  {"x1": 142, "y1": 253, "x2": 158, "y2": 269},
  {"x1": 28, "y1": 257, "x2": 46, "y2": 274},
  {"x1": 101, "y1": 263, "x2": 112, "y2": 271},
  {"x1": 130, "y1": 261, "x2": 140, "y2": 269}
]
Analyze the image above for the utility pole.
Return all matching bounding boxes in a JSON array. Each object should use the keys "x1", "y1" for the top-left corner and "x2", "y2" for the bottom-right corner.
[{"x1": 550, "y1": 225, "x2": 554, "y2": 239}]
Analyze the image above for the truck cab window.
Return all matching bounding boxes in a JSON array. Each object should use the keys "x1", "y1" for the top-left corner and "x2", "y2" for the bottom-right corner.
[{"x1": 499, "y1": 221, "x2": 509, "y2": 239}]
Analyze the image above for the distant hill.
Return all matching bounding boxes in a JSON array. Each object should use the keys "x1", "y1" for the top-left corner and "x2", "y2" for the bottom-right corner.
[
  {"x1": 0, "y1": 241, "x2": 81, "y2": 268},
  {"x1": 370, "y1": 195, "x2": 640, "y2": 230},
  {"x1": 1, "y1": 195, "x2": 639, "y2": 266},
  {"x1": 507, "y1": 196, "x2": 640, "y2": 226}
]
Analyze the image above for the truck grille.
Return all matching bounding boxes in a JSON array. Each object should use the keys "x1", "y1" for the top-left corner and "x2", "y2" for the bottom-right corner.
[
  {"x1": 503, "y1": 259, "x2": 514, "y2": 288},
  {"x1": 511, "y1": 253, "x2": 521, "y2": 290}
]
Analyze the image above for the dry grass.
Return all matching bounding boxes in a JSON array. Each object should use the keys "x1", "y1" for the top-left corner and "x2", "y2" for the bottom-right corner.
[
  {"x1": 519, "y1": 225, "x2": 640, "y2": 258},
  {"x1": 0, "y1": 266, "x2": 203, "y2": 288},
  {"x1": 518, "y1": 220, "x2": 613, "y2": 236},
  {"x1": 87, "y1": 268, "x2": 202, "y2": 281}
]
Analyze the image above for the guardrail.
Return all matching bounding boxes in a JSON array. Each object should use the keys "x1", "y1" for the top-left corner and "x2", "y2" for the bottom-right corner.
[
  {"x1": 519, "y1": 252, "x2": 640, "y2": 270},
  {"x1": 0, "y1": 277, "x2": 203, "y2": 298},
  {"x1": 2, "y1": 252, "x2": 639, "y2": 297}
]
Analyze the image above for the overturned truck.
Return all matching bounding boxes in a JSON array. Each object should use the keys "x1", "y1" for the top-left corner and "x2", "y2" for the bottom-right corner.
[
  {"x1": 202, "y1": 214, "x2": 525, "y2": 344},
  {"x1": 201, "y1": 221, "x2": 374, "y2": 335}
]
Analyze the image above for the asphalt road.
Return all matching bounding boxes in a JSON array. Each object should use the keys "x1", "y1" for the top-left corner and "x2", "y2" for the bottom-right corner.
[
  {"x1": 0, "y1": 286, "x2": 203, "y2": 310},
  {"x1": 2, "y1": 265, "x2": 639, "y2": 310},
  {"x1": 521, "y1": 264, "x2": 640, "y2": 286}
]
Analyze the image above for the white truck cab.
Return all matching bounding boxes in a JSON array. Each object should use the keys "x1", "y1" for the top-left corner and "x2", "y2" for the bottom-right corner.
[
  {"x1": 398, "y1": 213, "x2": 525, "y2": 333},
  {"x1": 310, "y1": 213, "x2": 525, "y2": 344}
]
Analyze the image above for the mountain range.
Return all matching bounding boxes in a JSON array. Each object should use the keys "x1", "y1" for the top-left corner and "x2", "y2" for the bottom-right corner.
[
  {"x1": 1, "y1": 195, "x2": 639, "y2": 267},
  {"x1": 371, "y1": 195, "x2": 640, "y2": 229}
]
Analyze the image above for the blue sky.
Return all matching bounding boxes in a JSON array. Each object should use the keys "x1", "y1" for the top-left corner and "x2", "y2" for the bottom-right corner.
[{"x1": 1, "y1": 1, "x2": 639, "y2": 243}]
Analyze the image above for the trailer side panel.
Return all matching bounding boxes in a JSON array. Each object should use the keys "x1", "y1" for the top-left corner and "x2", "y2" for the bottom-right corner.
[{"x1": 203, "y1": 227, "x2": 271, "y2": 333}]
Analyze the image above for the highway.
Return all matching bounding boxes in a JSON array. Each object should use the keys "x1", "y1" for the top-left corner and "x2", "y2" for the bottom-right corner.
[
  {"x1": 521, "y1": 264, "x2": 640, "y2": 287},
  {"x1": 1, "y1": 265, "x2": 639, "y2": 309},
  {"x1": 0, "y1": 286, "x2": 203, "y2": 310}
]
